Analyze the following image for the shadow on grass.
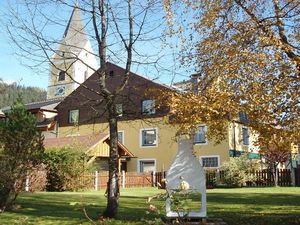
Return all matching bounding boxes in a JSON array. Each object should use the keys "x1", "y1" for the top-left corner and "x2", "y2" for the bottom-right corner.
[
  {"x1": 207, "y1": 192, "x2": 300, "y2": 225},
  {"x1": 2, "y1": 188, "x2": 300, "y2": 225},
  {"x1": 1, "y1": 191, "x2": 155, "y2": 224}
]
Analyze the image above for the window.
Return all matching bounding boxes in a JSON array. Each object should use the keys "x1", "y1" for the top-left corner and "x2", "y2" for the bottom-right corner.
[
  {"x1": 54, "y1": 85, "x2": 66, "y2": 96},
  {"x1": 141, "y1": 128, "x2": 158, "y2": 147},
  {"x1": 239, "y1": 112, "x2": 249, "y2": 123},
  {"x1": 242, "y1": 127, "x2": 249, "y2": 145},
  {"x1": 118, "y1": 131, "x2": 124, "y2": 144},
  {"x1": 69, "y1": 109, "x2": 79, "y2": 124},
  {"x1": 142, "y1": 100, "x2": 155, "y2": 115},
  {"x1": 200, "y1": 156, "x2": 219, "y2": 168},
  {"x1": 194, "y1": 125, "x2": 208, "y2": 144},
  {"x1": 116, "y1": 104, "x2": 123, "y2": 116},
  {"x1": 58, "y1": 71, "x2": 66, "y2": 81},
  {"x1": 138, "y1": 159, "x2": 156, "y2": 173}
]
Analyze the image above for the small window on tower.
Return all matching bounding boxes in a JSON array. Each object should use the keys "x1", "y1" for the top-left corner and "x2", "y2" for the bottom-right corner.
[{"x1": 58, "y1": 71, "x2": 66, "y2": 81}]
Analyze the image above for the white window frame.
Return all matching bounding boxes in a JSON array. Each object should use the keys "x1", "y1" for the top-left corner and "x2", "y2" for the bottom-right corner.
[
  {"x1": 69, "y1": 109, "x2": 79, "y2": 124},
  {"x1": 117, "y1": 130, "x2": 124, "y2": 145},
  {"x1": 142, "y1": 99, "x2": 156, "y2": 115},
  {"x1": 137, "y1": 158, "x2": 156, "y2": 173},
  {"x1": 194, "y1": 124, "x2": 208, "y2": 145},
  {"x1": 140, "y1": 128, "x2": 158, "y2": 148},
  {"x1": 242, "y1": 126, "x2": 250, "y2": 146},
  {"x1": 200, "y1": 155, "x2": 220, "y2": 168}
]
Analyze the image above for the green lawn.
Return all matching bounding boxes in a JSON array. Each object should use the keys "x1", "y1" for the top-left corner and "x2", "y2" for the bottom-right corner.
[{"x1": 0, "y1": 187, "x2": 300, "y2": 225}]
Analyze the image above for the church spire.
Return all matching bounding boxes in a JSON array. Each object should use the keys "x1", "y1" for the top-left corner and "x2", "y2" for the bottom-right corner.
[{"x1": 63, "y1": 4, "x2": 87, "y2": 53}]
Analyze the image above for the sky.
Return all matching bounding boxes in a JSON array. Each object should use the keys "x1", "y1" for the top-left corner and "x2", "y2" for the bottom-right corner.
[
  {"x1": 0, "y1": 33, "x2": 49, "y2": 88},
  {"x1": 0, "y1": 1, "x2": 192, "y2": 90}
]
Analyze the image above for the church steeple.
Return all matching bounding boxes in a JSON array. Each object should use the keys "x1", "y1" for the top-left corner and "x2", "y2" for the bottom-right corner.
[
  {"x1": 62, "y1": 5, "x2": 87, "y2": 54},
  {"x1": 47, "y1": 5, "x2": 98, "y2": 100}
]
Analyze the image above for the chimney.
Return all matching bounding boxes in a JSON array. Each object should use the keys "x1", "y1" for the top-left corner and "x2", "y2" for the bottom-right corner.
[{"x1": 190, "y1": 73, "x2": 201, "y2": 94}]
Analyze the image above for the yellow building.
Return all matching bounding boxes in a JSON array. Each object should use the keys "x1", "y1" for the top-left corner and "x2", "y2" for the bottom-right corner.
[
  {"x1": 45, "y1": 5, "x2": 260, "y2": 173},
  {"x1": 55, "y1": 62, "x2": 259, "y2": 173}
]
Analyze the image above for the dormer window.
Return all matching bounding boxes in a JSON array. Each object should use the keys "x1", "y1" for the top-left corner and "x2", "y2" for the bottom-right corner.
[
  {"x1": 142, "y1": 100, "x2": 155, "y2": 115},
  {"x1": 58, "y1": 71, "x2": 66, "y2": 81}
]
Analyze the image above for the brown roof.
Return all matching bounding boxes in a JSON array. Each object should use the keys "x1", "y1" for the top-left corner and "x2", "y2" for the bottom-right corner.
[
  {"x1": 44, "y1": 133, "x2": 134, "y2": 157},
  {"x1": 1, "y1": 98, "x2": 63, "y2": 113},
  {"x1": 44, "y1": 133, "x2": 108, "y2": 149}
]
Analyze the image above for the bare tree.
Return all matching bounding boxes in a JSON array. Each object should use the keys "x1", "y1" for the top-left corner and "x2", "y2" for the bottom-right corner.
[{"x1": 5, "y1": 0, "x2": 164, "y2": 218}]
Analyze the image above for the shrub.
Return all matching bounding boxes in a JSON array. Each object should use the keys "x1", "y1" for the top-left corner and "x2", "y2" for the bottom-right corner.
[
  {"x1": 220, "y1": 154, "x2": 259, "y2": 187},
  {"x1": 27, "y1": 164, "x2": 47, "y2": 192},
  {"x1": 44, "y1": 147, "x2": 93, "y2": 191},
  {"x1": 0, "y1": 97, "x2": 44, "y2": 211}
]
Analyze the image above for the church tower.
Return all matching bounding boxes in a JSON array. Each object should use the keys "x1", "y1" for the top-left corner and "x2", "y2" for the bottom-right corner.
[{"x1": 47, "y1": 5, "x2": 98, "y2": 99}]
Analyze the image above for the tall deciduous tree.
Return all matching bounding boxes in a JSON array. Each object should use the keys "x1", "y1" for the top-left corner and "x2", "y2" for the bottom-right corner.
[
  {"x1": 0, "y1": 97, "x2": 44, "y2": 211},
  {"x1": 159, "y1": 0, "x2": 299, "y2": 143},
  {"x1": 5, "y1": 0, "x2": 162, "y2": 217}
]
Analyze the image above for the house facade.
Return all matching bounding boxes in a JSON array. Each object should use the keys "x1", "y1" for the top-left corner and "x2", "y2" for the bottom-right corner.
[{"x1": 55, "y1": 62, "x2": 259, "y2": 172}]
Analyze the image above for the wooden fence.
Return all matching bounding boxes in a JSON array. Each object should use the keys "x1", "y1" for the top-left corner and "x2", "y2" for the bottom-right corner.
[
  {"x1": 206, "y1": 169, "x2": 292, "y2": 187},
  {"x1": 295, "y1": 168, "x2": 300, "y2": 187},
  {"x1": 79, "y1": 171, "x2": 154, "y2": 190},
  {"x1": 24, "y1": 168, "x2": 298, "y2": 192}
]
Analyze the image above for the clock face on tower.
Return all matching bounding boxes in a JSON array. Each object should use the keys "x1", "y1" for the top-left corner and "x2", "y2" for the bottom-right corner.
[{"x1": 54, "y1": 85, "x2": 66, "y2": 97}]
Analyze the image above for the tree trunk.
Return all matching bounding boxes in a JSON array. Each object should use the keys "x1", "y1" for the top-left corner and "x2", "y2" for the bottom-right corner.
[{"x1": 103, "y1": 102, "x2": 119, "y2": 218}]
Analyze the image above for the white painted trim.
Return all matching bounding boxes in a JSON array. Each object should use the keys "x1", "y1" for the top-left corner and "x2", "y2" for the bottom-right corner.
[
  {"x1": 137, "y1": 158, "x2": 157, "y2": 173},
  {"x1": 199, "y1": 155, "x2": 220, "y2": 168},
  {"x1": 140, "y1": 128, "x2": 158, "y2": 148},
  {"x1": 118, "y1": 130, "x2": 125, "y2": 145}
]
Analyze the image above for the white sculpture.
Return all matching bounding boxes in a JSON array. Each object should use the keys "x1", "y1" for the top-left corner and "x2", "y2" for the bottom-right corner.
[{"x1": 166, "y1": 136, "x2": 207, "y2": 218}]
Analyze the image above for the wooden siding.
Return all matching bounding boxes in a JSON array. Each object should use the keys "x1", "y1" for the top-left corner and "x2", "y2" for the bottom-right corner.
[
  {"x1": 56, "y1": 62, "x2": 170, "y2": 127},
  {"x1": 88, "y1": 141, "x2": 110, "y2": 157}
]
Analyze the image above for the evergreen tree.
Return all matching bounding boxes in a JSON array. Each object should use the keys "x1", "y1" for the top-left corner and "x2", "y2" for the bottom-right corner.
[
  {"x1": 0, "y1": 80, "x2": 46, "y2": 108},
  {"x1": 0, "y1": 97, "x2": 44, "y2": 211}
]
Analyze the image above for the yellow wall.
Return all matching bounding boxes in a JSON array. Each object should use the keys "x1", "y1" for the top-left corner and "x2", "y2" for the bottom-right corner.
[
  {"x1": 228, "y1": 122, "x2": 259, "y2": 153},
  {"x1": 59, "y1": 117, "x2": 179, "y2": 172},
  {"x1": 58, "y1": 117, "x2": 250, "y2": 172}
]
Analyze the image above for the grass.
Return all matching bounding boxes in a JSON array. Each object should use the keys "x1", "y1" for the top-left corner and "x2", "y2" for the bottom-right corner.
[{"x1": 0, "y1": 187, "x2": 300, "y2": 224}]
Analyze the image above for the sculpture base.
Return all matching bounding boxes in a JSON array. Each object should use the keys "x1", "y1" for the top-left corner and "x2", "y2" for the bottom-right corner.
[{"x1": 162, "y1": 217, "x2": 227, "y2": 225}]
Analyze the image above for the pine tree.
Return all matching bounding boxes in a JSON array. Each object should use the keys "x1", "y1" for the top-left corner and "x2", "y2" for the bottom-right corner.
[{"x1": 0, "y1": 97, "x2": 44, "y2": 211}]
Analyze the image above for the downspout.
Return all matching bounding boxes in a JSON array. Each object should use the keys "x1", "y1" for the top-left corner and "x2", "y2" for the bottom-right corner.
[{"x1": 233, "y1": 121, "x2": 236, "y2": 157}]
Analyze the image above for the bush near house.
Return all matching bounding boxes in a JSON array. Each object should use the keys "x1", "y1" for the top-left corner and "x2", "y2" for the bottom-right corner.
[
  {"x1": 44, "y1": 147, "x2": 93, "y2": 191},
  {"x1": 219, "y1": 154, "x2": 259, "y2": 187}
]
